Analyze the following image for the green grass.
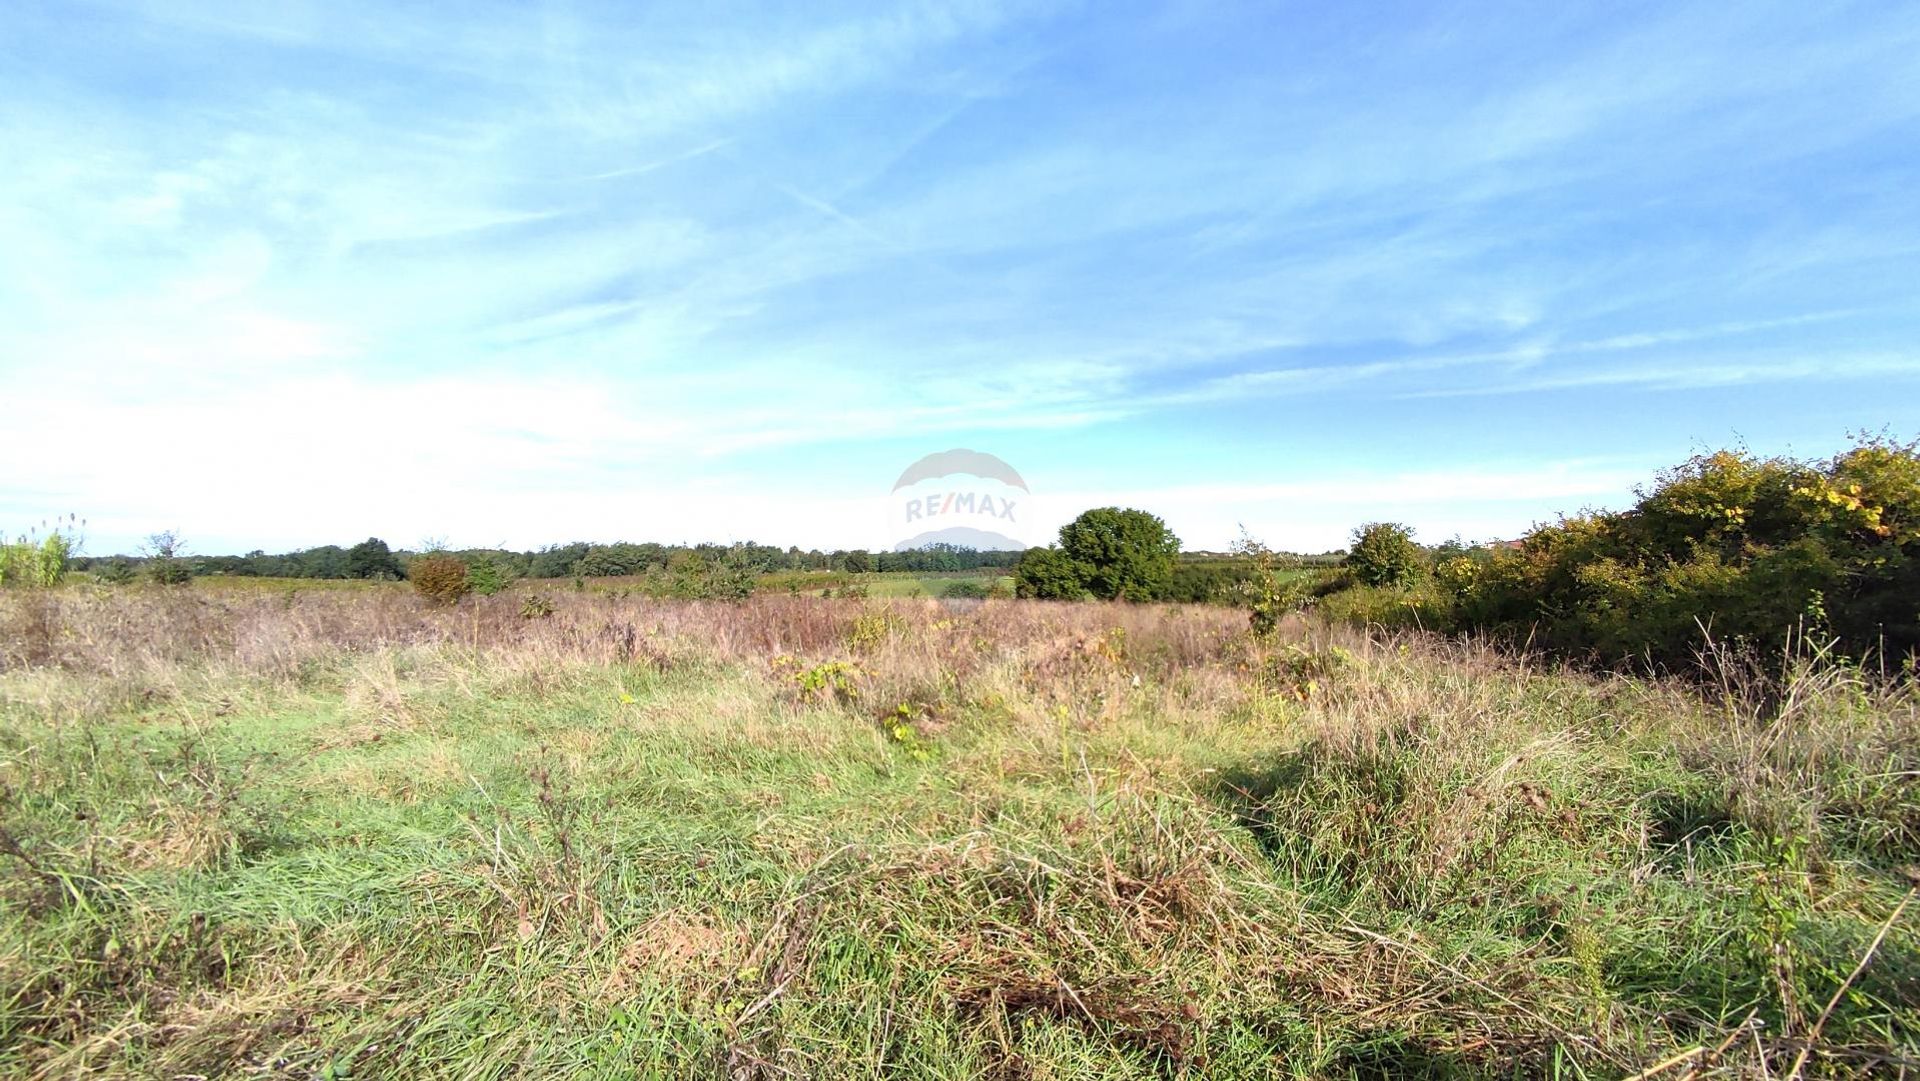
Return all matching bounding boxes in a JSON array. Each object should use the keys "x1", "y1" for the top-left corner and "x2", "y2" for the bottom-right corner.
[
  {"x1": 2, "y1": 593, "x2": 1917, "y2": 1078},
  {"x1": 755, "y1": 569, "x2": 1010, "y2": 598}
]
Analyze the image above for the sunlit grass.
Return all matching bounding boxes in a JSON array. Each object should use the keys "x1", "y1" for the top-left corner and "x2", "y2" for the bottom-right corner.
[{"x1": 1, "y1": 590, "x2": 1915, "y2": 1077}]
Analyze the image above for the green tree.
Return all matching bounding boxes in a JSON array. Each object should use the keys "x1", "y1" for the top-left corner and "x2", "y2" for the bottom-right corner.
[
  {"x1": 346, "y1": 537, "x2": 404, "y2": 580},
  {"x1": 530, "y1": 542, "x2": 591, "y2": 579},
  {"x1": 576, "y1": 545, "x2": 636, "y2": 577},
  {"x1": 842, "y1": 549, "x2": 872, "y2": 574},
  {"x1": 1057, "y1": 507, "x2": 1182, "y2": 601},
  {"x1": 709, "y1": 545, "x2": 758, "y2": 601},
  {"x1": 294, "y1": 545, "x2": 351, "y2": 579},
  {"x1": 467, "y1": 553, "x2": 516, "y2": 596},
  {"x1": 1345, "y1": 522, "x2": 1424, "y2": 588},
  {"x1": 144, "y1": 530, "x2": 192, "y2": 585},
  {"x1": 1013, "y1": 546, "x2": 1085, "y2": 599}
]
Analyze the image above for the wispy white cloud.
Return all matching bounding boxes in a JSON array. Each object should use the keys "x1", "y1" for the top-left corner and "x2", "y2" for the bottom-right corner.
[
  {"x1": 4, "y1": 0, "x2": 1919, "y2": 552},
  {"x1": 1409, "y1": 351, "x2": 1920, "y2": 398},
  {"x1": 582, "y1": 139, "x2": 737, "y2": 182},
  {"x1": 1152, "y1": 311, "x2": 1874, "y2": 406}
]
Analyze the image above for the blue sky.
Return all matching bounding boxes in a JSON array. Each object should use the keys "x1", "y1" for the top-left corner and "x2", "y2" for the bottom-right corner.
[{"x1": 3, "y1": 0, "x2": 1918, "y2": 555}]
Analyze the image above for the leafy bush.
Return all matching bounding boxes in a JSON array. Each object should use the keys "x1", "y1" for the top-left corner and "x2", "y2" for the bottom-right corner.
[
  {"x1": 1316, "y1": 580, "x2": 1449, "y2": 630},
  {"x1": 1433, "y1": 553, "x2": 1481, "y2": 597},
  {"x1": 1378, "y1": 436, "x2": 1920, "y2": 668},
  {"x1": 410, "y1": 554, "x2": 472, "y2": 606},
  {"x1": 1345, "y1": 522, "x2": 1424, "y2": 588},
  {"x1": 940, "y1": 580, "x2": 990, "y2": 599}
]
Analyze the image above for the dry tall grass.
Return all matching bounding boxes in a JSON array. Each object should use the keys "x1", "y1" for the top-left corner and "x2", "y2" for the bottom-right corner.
[{"x1": 1, "y1": 585, "x2": 1916, "y2": 1078}]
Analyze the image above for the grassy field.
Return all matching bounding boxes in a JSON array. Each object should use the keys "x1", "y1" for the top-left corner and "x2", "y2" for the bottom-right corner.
[
  {"x1": 2, "y1": 588, "x2": 1917, "y2": 1078},
  {"x1": 160, "y1": 569, "x2": 1015, "y2": 600},
  {"x1": 755, "y1": 570, "x2": 1013, "y2": 598}
]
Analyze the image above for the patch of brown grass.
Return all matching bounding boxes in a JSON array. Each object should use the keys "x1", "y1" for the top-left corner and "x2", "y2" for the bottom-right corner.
[{"x1": 600, "y1": 909, "x2": 750, "y2": 1003}]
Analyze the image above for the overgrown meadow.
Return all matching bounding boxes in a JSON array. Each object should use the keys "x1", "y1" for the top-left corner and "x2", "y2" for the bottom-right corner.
[{"x1": 2, "y1": 587, "x2": 1917, "y2": 1079}]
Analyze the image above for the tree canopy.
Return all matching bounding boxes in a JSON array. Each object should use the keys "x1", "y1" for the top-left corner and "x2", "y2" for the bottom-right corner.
[
  {"x1": 346, "y1": 538, "x2": 404, "y2": 580},
  {"x1": 1017, "y1": 507, "x2": 1182, "y2": 601}
]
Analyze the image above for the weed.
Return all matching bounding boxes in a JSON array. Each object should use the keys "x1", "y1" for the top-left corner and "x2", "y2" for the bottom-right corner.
[
  {"x1": 847, "y1": 609, "x2": 907, "y2": 651},
  {"x1": 1261, "y1": 643, "x2": 1356, "y2": 700},
  {"x1": 773, "y1": 656, "x2": 864, "y2": 706},
  {"x1": 881, "y1": 701, "x2": 934, "y2": 761}
]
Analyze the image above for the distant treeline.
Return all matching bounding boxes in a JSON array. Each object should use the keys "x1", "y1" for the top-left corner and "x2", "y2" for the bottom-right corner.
[
  {"x1": 69, "y1": 540, "x2": 1024, "y2": 581},
  {"x1": 68, "y1": 539, "x2": 1350, "y2": 586}
]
